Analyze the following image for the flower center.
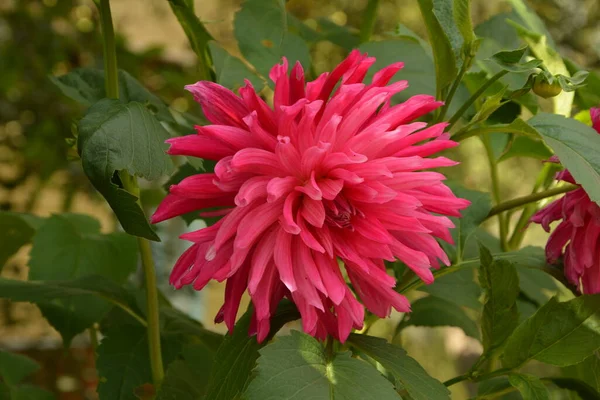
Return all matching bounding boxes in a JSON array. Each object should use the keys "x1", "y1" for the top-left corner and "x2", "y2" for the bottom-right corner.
[{"x1": 324, "y1": 197, "x2": 360, "y2": 230}]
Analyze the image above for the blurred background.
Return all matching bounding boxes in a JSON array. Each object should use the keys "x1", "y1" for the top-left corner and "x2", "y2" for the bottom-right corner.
[{"x1": 0, "y1": 0, "x2": 598, "y2": 398}]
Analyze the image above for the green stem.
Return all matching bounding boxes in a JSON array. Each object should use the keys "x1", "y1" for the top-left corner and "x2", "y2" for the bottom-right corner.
[
  {"x1": 138, "y1": 237, "x2": 165, "y2": 385},
  {"x1": 99, "y1": 0, "x2": 118, "y2": 99},
  {"x1": 508, "y1": 163, "x2": 554, "y2": 249},
  {"x1": 398, "y1": 261, "x2": 478, "y2": 294},
  {"x1": 359, "y1": 0, "x2": 380, "y2": 43},
  {"x1": 447, "y1": 70, "x2": 508, "y2": 130},
  {"x1": 97, "y1": 0, "x2": 164, "y2": 387},
  {"x1": 452, "y1": 124, "x2": 531, "y2": 142},
  {"x1": 437, "y1": 57, "x2": 471, "y2": 122},
  {"x1": 444, "y1": 367, "x2": 512, "y2": 387},
  {"x1": 486, "y1": 184, "x2": 578, "y2": 219},
  {"x1": 483, "y1": 136, "x2": 508, "y2": 251}
]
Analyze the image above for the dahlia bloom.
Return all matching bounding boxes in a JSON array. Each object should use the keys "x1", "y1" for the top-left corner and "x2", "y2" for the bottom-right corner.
[
  {"x1": 531, "y1": 107, "x2": 600, "y2": 294},
  {"x1": 152, "y1": 50, "x2": 469, "y2": 342}
]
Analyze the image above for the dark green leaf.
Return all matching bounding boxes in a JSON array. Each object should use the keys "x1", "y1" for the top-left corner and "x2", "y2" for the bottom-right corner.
[
  {"x1": 528, "y1": 112, "x2": 600, "y2": 205},
  {"x1": 204, "y1": 300, "x2": 300, "y2": 400},
  {"x1": 160, "y1": 307, "x2": 223, "y2": 349},
  {"x1": 9, "y1": 385, "x2": 56, "y2": 400},
  {"x1": 420, "y1": 268, "x2": 482, "y2": 311},
  {"x1": 447, "y1": 185, "x2": 492, "y2": 262},
  {"x1": 489, "y1": 47, "x2": 543, "y2": 72},
  {"x1": 96, "y1": 325, "x2": 181, "y2": 400},
  {"x1": 348, "y1": 333, "x2": 450, "y2": 400},
  {"x1": 156, "y1": 360, "x2": 203, "y2": 400},
  {"x1": 479, "y1": 244, "x2": 520, "y2": 354},
  {"x1": 502, "y1": 295, "x2": 600, "y2": 368},
  {"x1": 562, "y1": 353, "x2": 600, "y2": 393},
  {"x1": 518, "y1": 268, "x2": 557, "y2": 306},
  {"x1": 477, "y1": 377, "x2": 521, "y2": 400},
  {"x1": 358, "y1": 39, "x2": 435, "y2": 101},
  {"x1": 50, "y1": 68, "x2": 174, "y2": 124},
  {"x1": 0, "y1": 276, "x2": 145, "y2": 326},
  {"x1": 545, "y1": 377, "x2": 600, "y2": 400},
  {"x1": 25, "y1": 214, "x2": 137, "y2": 345},
  {"x1": 470, "y1": 86, "x2": 508, "y2": 126},
  {"x1": 416, "y1": 0, "x2": 458, "y2": 93},
  {"x1": 209, "y1": 42, "x2": 263, "y2": 92},
  {"x1": 402, "y1": 296, "x2": 480, "y2": 340},
  {"x1": 78, "y1": 99, "x2": 175, "y2": 240},
  {"x1": 0, "y1": 351, "x2": 40, "y2": 386},
  {"x1": 498, "y1": 136, "x2": 553, "y2": 162},
  {"x1": 246, "y1": 331, "x2": 400, "y2": 400},
  {"x1": 509, "y1": 374, "x2": 549, "y2": 400},
  {"x1": 234, "y1": 0, "x2": 310, "y2": 80},
  {"x1": 0, "y1": 212, "x2": 42, "y2": 272}
]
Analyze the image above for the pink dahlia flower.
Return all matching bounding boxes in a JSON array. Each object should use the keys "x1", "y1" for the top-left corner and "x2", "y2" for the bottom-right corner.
[
  {"x1": 152, "y1": 50, "x2": 469, "y2": 342},
  {"x1": 531, "y1": 107, "x2": 600, "y2": 294}
]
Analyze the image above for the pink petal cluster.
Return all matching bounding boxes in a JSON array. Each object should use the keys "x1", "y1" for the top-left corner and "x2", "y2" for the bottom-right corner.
[
  {"x1": 531, "y1": 107, "x2": 600, "y2": 294},
  {"x1": 152, "y1": 50, "x2": 469, "y2": 342}
]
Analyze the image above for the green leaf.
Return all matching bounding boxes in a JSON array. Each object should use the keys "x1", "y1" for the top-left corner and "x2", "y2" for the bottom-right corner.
[
  {"x1": 453, "y1": 0, "x2": 475, "y2": 46},
  {"x1": 507, "y1": 0, "x2": 554, "y2": 47},
  {"x1": 50, "y1": 68, "x2": 174, "y2": 124},
  {"x1": 0, "y1": 351, "x2": 40, "y2": 386},
  {"x1": 489, "y1": 47, "x2": 543, "y2": 72},
  {"x1": 167, "y1": 0, "x2": 213, "y2": 81},
  {"x1": 479, "y1": 244, "x2": 520, "y2": 354},
  {"x1": 507, "y1": 19, "x2": 571, "y2": 116},
  {"x1": 469, "y1": 86, "x2": 508, "y2": 126},
  {"x1": 498, "y1": 136, "x2": 553, "y2": 162},
  {"x1": 557, "y1": 71, "x2": 589, "y2": 92},
  {"x1": 209, "y1": 42, "x2": 264, "y2": 92},
  {"x1": 96, "y1": 325, "x2": 181, "y2": 400},
  {"x1": 545, "y1": 377, "x2": 600, "y2": 400},
  {"x1": 502, "y1": 295, "x2": 600, "y2": 369},
  {"x1": 29, "y1": 214, "x2": 136, "y2": 282},
  {"x1": 0, "y1": 275, "x2": 145, "y2": 327},
  {"x1": 528, "y1": 112, "x2": 600, "y2": 205},
  {"x1": 402, "y1": 295, "x2": 480, "y2": 340},
  {"x1": 416, "y1": 0, "x2": 458, "y2": 94},
  {"x1": 246, "y1": 331, "x2": 400, "y2": 400},
  {"x1": 204, "y1": 300, "x2": 300, "y2": 400},
  {"x1": 518, "y1": 268, "x2": 557, "y2": 306},
  {"x1": 234, "y1": 0, "x2": 310, "y2": 81},
  {"x1": 0, "y1": 212, "x2": 42, "y2": 272},
  {"x1": 477, "y1": 377, "x2": 521, "y2": 400},
  {"x1": 348, "y1": 333, "x2": 450, "y2": 400},
  {"x1": 25, "y1": 214, "x2": 137, "y2": 345},
  {"x1": 288, "y1": 15, "x2": 359, "y2": 51},
  {"x1": 447, "y1": 185, "x2": 493, "y2": 262},
  {"x1": 78, "y1": 99, "x2": 175, "y2": 240},
  {"x1": 358, "y1": 39, "x2": 436, "y2": 101},
  {"x1": 9, "y1": 385, "x2": 56, "y2": 400},
  {"x1": 509, "y1": 374, "x2": 549, "y2": 400},
  {"x1": 420, "y1": 268, "x2": 482, "y2": 311},
  {"x1": 565, "y1": 59, "x2": 600, "y2": 109},
  {"x1": 562, "y1": 353, "x2": 600, "y2": 393},
  {"x1": 156, "y1": 360, "x2": 204, "y2": 400},
  {"x1": 160, "y1": 307, "x2": 223, "y2": 350}
]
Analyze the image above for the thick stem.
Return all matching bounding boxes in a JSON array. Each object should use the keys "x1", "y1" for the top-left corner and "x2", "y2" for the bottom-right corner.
[
  {"x1": 447, "y1": 70, "x2": 508, "y2": 130},
  {"x1": 452, "y1": 125, "x2": 532, "y2": 142},
  {"x1": 444, "y1": 367, "x2": 512, "y2": 387},
  {"x1": 486, "y1": 184, "x2": 578, "y2": 219},
  {"x1": 359, "y1": 0, "x2": 380, "y2": 43},
  {"x1": 99, "y1": 0, "x2": 118, "y2": 99},
  {"x1": 97, "y1": 0, "x2": 164, "y2": 386},
  {"x1": 138, "y1": 237, "x2": 165, "y2": 385},
  {"x1": 483, "y1": 137, "x2": 508, "y2": 251}
]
